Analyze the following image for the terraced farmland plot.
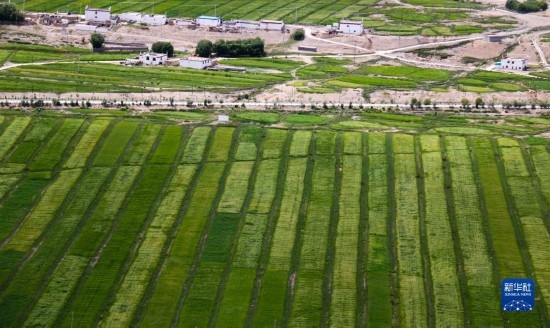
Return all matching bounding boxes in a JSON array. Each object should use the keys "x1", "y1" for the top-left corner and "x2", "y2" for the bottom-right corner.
[{"x1": 0, "y1": 112, "x2": 549, "y2": 327}]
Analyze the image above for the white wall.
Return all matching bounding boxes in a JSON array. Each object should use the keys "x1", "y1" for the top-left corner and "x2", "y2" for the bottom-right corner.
[
  {"x1": 180, "y1": 58, "x2": 212, "y2": 69},
  {"x1": 85, "y1": 8, "x2": 110, "y2": 23},
  {"x1": 141, "y1": 14, "x2": 167, "y2": 26},
  {"x1": 339, "y1": 21, "x2": 364, "y2": 35},
  {"x1": 119, "y1": 12, "x2": 142, "y2": 22},
  {"x1": 259, "y1": 20, "x2": 284, "y2": 31},
  {"x1": 196, "y1": 17, "x2": 222, "y2": 27},
  {"x1": 236, "y1": 21, "x2": 260, "y2": 30}
]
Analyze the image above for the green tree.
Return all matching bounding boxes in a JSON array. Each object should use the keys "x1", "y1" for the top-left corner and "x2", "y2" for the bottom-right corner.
[
  {"x1": 291, "y1": 28, "x2": 305, "y2": 41},
  {"x1": 475, "y1": 97, "x2": 484, "y2": 109},
  {"x1": 196, "y1": 40, "x2": 213, "y2": 57},
  {"x1": 152, "y1": 41, "x2": 174, "y2": 57},
  {"x1": 410, "y1": 98, "x2": 418, "y2": 109},
  {"x1": 423, "y1": 98, "x2": 431, "y2": 107},
  {"x1": 0, "y1": 3, "x2": 24, "y2": 22},
  {"x1": 90, "y1": 33, "x2": 105, "y2": 49},
  {"x1": 461, "y1": 98, "x2": 471, "y2": 108}
]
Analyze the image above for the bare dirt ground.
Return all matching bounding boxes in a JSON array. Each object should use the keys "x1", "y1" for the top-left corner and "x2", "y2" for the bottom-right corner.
[{"x1": 1, "y1": 3, "x2": 549, "y2": 109}]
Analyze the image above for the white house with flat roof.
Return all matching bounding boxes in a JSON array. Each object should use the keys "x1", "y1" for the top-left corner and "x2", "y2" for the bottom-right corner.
[
  {"x1": 260, "y1": 20, "x2": 285, "y2": 31},
  {"x1": 196, "y1": 16, "x2": 222, "y2": 27},
  {"x1": 500, "y1": 58, "x2": 527, "y2": 70},
  {"x1": 85, "y1": 6, "x2": 111, "y2": 24},
  {"x1": 139, "y1": 52, "x2": 167, "y2": 65},
  {"x1": 180, "y1": 57, "x2": 213, "y2": 69},
  {"x1": 338, "y1": 19, "x2": 364, "y2": 35}
]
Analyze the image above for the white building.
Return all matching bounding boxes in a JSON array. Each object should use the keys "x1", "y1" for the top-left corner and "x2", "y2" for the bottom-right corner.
[
  {"x1": 139, "y1": 52, "x2": 167, "y2": 65},
  {"x1": 180, "y1": 57, "x2": 213, "y2": 69},
  {"x1": 196, "y1": 16, "x2": 222, "y2": 27},
  {"x1": 338, "y1": 20, "x2": 364, "y2": 35},
  {"x1": 119, "y1": 12, "x2": 142, "y2": 23},
  {"x1": 235, "y1": 20, "x2": 261, "y2": 30},
  {"x1": 218, "y1": 115, "x2": 230, "y2": 122},
  {"x1": 141, "y1": 14, "x2": 167, "y2": 26},
  {"x1": 500, "y1": 58, "x2": 527, "y2": 70},
  {"x1": 85, "y1": 6, "x2": 111, "y2": 24},
  {"x1": 260, "y1": 20, "x2": 284, "y2": 31}
]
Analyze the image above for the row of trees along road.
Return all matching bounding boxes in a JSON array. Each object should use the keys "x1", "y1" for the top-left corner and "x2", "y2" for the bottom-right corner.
[{"x1": 196, "y1": 38, "x2": 265, "y2": 57}]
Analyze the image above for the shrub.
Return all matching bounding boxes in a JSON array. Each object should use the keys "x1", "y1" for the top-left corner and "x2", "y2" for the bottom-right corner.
[
  {"x1": 196, "y1": 40, "x2": 213, "y2": 57},
  {"x1": 506, "y1": 0, "x2": 547, "y2": 13},
  {"x1": 0, "y1": 3, "x2": 24, "y2": 22},
  {"x1": 291, "y1": 29, "x2": 305, "y2": 41},
  {"x1": 212, "y1": 38, "x2": 265, "y2": 57},
  {"x1": 90, "y1": 33, "x2": 105, "y2": 49},
  {"x1": 152, "y1": 41, "x2": 174, "y2": 57}
]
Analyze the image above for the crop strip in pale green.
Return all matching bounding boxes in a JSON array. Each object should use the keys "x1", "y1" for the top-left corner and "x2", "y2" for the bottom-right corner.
[
  {"x1": 57, "y1": 126, "x2": 181, "y2": 326},
  {"x1": 102, "y1": 164, "x2": 197, "y2": 327},
  {"x1": 245, "y1": 130, "x2": 293, "y2": 327},
  {"x1": 365, "y1": 133, "x2": 392, "y2": 327},
  {"x1": 173, "y1": 129, "x2": 241, "y2": 328},
  {"x1": 419, "y1": 135, "x2": 462, "y2": 327},
  {"x1": 289, "y1": 138, "x2": 335, "y2": 326},
  {"x1": 444, "y1": 136, "x2": 501, "y2": 326},
  {"x1": 64, "y1": 118, "x2": 112, "y2": 169},
  {"x1": 494, "y1": 138, "x2": 550, "y2": 324},
  {"x1": 135, "y1": 131, "x2": 218, "y2": 327},
  {"x1": 330, "y1": 151, "x2": 361, "y2": 326},
  {"x1": 392, "y1": 134, "x2": 427, "y2": 327},
  {"x1": 215, "y1": 156, "x2": 281, "y2": 326},
  {"x1": 0, "y1": 117, "x2": 31, "y2": 161},
  {"x1": 210, "y1": 133, "x2": 269, "y2": 327}
]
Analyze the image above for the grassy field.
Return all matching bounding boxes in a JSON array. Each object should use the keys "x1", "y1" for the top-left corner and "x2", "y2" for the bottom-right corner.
[
  {"x1": 11, "y1": 0, "x2": 486, "y2": 26},
  {"x1": 0, "y1": 110, "x2": 549, "y2": 327}
]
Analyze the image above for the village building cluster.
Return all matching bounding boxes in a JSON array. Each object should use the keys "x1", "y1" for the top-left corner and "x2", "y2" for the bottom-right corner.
[{"x1": 28, "y1": 6, "x2": 528, "y2": 71}]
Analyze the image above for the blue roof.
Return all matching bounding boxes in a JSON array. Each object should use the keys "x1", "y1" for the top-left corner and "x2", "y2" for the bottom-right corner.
[{"x1": 197, "y1": 16, "x2": 221, "y2": 20}]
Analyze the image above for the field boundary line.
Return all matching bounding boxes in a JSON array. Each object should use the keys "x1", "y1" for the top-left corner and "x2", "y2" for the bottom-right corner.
[
  {"x1": 440, "y1": 135, "x2": 471, "y2": 326},
  {"x1": 385, "y1": 133, "x2": 399, "y2": 327},
  {"x1": 171, "y1": 127, "x2": 241, "y2": 327},
  {"x1": 208, "y1": 128, "x2": 268, "y2": 327},
  {"x1": 356, "y1": 133, "x2": 368, "y2": 327},
  {"x1": 493, "y1": 139, "x2": 550, "y2": 325},
  {"x1": 131, "y1": 126, "x2": 217, "y2": 326},
  {"x1": 245, "y1": 129, "x2": 292, "y2": 327},
  {"x1": 414, "y1": 135, "x2": 435, "y2": 327},
  {"x1": 52, "y1": 121, "x2": 152, "y2": 325},
  {"x1": 96, "y1": 125, "x2": 191, "y2": 325},
  {"x1": 281, "y1": 130, "x2": 317, "y2": 327},
  {"x1": 467, "y1": 138, "x2": 505, "y2": 324},
  {"x1": 321, "y1": 133, "x2": 342, "y2": 327}
]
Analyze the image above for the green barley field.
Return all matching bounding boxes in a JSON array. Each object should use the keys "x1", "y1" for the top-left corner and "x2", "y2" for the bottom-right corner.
[{"x1": 0, "y1": 110, "x2": 549, "y2": 327}]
